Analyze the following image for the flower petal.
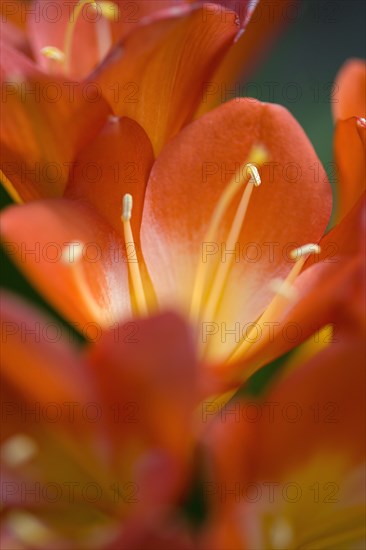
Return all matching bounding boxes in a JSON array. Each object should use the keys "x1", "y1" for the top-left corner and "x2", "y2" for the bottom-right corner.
[
  {"x1": 196, "y1": 0, "x2": 292, "y2": 116},
  {"x1": 1, "y1": 199, "x2": 130, "y2": 327},
  {"x1": 0, "y1": 43, "x2": 110, "y2": 202},
  {"x1": 334, "y1": 116, "x2": 365, "y2": 220},
  {"x1": 226, "y1": 194, "x2": 365, "y2": 383},
  {"x1": 87, "y1": 311, "x2": 198, "y2": 466},
  {"x1": 64, "y1": 115, "x2": 154, "y2": 238},
  {"x1": 93, "y1": 3, "x2": 240, "y2": 154},
  {"x1": 0, "y1": 291, "x2": 88, "y2": 404},
  {"x1": 332, "y1": 58, "x2": 366, "y2": 121},
  {"x1": 141, "y1": 98, "x2": 332, "y2": 360}
]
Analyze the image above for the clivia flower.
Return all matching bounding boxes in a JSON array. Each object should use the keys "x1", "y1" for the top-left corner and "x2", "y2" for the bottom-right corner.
[
  {"x1": 1, "y1": 97, "x2": 333, "y2": 390},
  {"x1": 1, "y1": 0, "x2": 263, "y2": 154}
]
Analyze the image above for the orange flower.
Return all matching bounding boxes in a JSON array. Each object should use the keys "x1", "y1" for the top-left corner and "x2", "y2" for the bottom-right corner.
[
  {"x1": 1, "y1": 291, "x2": 199, "y2": 549},
  {"x1": 202, "y1": 312, "x2": 365, "y2": 549},
  {"x1": 2, "y1": 0, "x2": 263, "y2": 154},
  {"x1": 332, "y1": 58, "x2": 366, "y2": 221},
  {"x1": 1, "y1": 98, "x2": 333, "y2": 389}
]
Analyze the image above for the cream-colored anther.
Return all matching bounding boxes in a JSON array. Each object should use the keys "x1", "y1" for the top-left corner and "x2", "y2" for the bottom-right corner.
[
  {"x1": 122, "y1": 193, "x2": 133, "y2": 222},
  {"x1": 40, "y1": 46, "x2": 65, "y2": 62}
]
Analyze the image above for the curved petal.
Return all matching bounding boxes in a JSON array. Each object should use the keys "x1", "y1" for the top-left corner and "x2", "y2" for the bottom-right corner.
[
  {"x1": 226, "y1": 194, "x2": 365, "y2": 383},
  {"x1": 0, "y1": 43, "x2": 111, "y2": 202},
  {"x1": 1, "y1": 199, "x2": 130, "y2": 328},
  {"x1": 93, "y1": 3, "x2": 240, "y2": 154},
  {"x1": 334, "y1": 116, "x2": 365, "y2": 220},
  {"x1": 87, "y1": 311, "x2": 198, "y2": 475},
  {"x1": 0, "y1": 291, "x2": 88, "y2": 404},
  {"x1": 196, "y1": 0, "x2": 293, "y2": 116},
  {"x1": 141, "y1": 98, "x2": 332, "y2": 361},
  {"x1": 64, "y1": 115, "x2": 154, "y2": 238},
  {"x1": 332, "y1": 58, "x2": 366, "y2": 121}
]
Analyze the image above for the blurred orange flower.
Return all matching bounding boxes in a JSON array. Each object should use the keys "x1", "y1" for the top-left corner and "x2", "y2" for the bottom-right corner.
[
  {"x1": 332, "y1": 58, "x2": 366, "y2": 221},
  {"x1": 1, "y1": 0, "x2": 264, "y2": 154},
  {"x1": 202, "y1": 315, "x2": 365, "y2": 549},
  {"x1": 0, "y1": 292, "x2": 199, "y2": 548}
]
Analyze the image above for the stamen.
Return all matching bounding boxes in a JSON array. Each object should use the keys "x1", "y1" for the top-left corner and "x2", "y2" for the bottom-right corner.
[
  {"x1": 190, "y1": 145, "x2": 268, "y2": 321},
  {"x1": 290, "y1": 243, "x2": 321, "y2": 260},
  {"x1": 1, "y1": 434, "x2": 37, "y2": 467},
  {"x1": 40, "y1": 46, "x2": 65, "y2": 63},
  {"x1": 95, "y1": 2, "x2": 119, "y2": 59},
  {"x1": 202, "y1": 171, "x2": 261, "y2": 324},
  {"x1": 121, "y1": 194, "x2": 148, "y2": 316},
  {"x1": 269, "y1": 277, "x2": 298, "y2": 301},
  {"x1": 61, "y1": 241, "x2": 106, "y2": 323},
  {"x1": 64, "y1": 0, "x2": 97, "y2": 74},
  {"x1": 63, "y1": 0, "x2": 118, "y2": 74},
  {"x1": 228, "y1": 243, "x2": 321, "y2": 363},
  {"x1": 96, "y1": 1, "x2": 119, "y2": 20}
]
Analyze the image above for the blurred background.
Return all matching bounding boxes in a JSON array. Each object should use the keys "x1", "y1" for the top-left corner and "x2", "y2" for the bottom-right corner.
[{"x1": 1, "y1": 0, "x2": 365, "y2": 342}]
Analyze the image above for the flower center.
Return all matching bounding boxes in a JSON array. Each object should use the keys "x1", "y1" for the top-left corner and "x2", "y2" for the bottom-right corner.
[
  {"x1": 40, "y1": 0, "x2": 118, "y2": 75},
  {"x1": 121, "y1": 148, "x2": 321, "y2": 362}
]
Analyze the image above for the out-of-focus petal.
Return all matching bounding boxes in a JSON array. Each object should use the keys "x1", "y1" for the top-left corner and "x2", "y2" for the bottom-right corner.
[
  {"x1": 1, "y1": 199, "x2": 130, "y2": 327},
  {"x1": 0, "y1": 43, "x2": 110, "y2": 202},
  {"x1": 334, "y1": 116, "x2": 365, "y2": 221},
  {"x1": 196, "y1": 0, "x2": 294, "y2": 116},
  {"x1": 332, "y1": 58, "x2": 366, "y2": 121},
  {"x1": 87, "y1": 311, "x2": 198, "y2": 471}
]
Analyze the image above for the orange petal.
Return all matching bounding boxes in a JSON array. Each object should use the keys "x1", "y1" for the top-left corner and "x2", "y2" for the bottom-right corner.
[
  {"x1": 0, "y1": 0, "x2": 28, "y2": 29},
  {"x1": 251, "y1": 327, "x2": 365, "y2": 487},
  {"x1": 205, "y1": 326, "x2": 365, "y2": 549},
  {"x1": 196, "y1": 0, "x2": 293, "y2": 116},
  {"x1": 140, "y1": 98, "x2": 332, "y2": 359},
  {"x1": 0, "y1": 43, "x2": 110, "y2": 202},
  {"x1": 227, "y1": 194, "x2": 365, "y2": 383},
  {"x1": 332, "y1": 58, "x2": 366, "y2": 121},
  {"x1": 87, "y1": 311, "x2": 198, "y2": 463},
  {"x1": 1, "y1": 199, "x2": 130, "y2": 327},
  {"x1": 334, "y1": 116, "x2": 365, "y2": 221},
  {"x1": 64, "y1": 115, "x2": 154, "y2": 239},
  {"x1": 0, "y1": 291, "x2": 88, "y2": 405},
  {"x1": 93, "y1": 3, "x2": 240, "y2": 154}
]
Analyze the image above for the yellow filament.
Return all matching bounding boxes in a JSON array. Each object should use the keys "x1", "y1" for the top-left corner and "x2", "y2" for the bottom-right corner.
[
  {"x1": 61, "y1": 242, "x2": 106, "y2": 324},
  {"x1": 228, "y1": 243, "x2": 321, "y2": 363},
  {"x1": 202, "y1": 174, "x2": 259, "y2": 324},
  {"x1": 64, "y1": 0, "x2": 98, "y2": 73},
  {"x1": 121, "y1": 194, "x2": 148, "y2": 316},
  {"x1": 189, "y1": 145, "x2": 268, "y2": 322}
]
